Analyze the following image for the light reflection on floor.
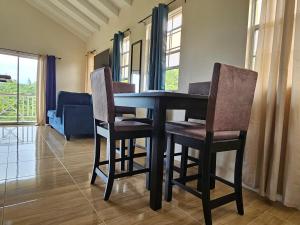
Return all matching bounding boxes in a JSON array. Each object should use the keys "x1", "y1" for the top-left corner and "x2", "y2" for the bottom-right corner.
[{"x1": 0, "y1": 125, "x2": 298, "y2": 225}]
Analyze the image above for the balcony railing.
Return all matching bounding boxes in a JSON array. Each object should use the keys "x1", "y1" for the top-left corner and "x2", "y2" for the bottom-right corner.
[{"x1": 0, "y1": 93, "x2": 36, "y2": 123}]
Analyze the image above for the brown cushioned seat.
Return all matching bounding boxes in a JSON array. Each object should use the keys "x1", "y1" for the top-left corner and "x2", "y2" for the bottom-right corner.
[
  {"x1": 166, "y1": 125, "x2": 239, "y2": 141},
  {"x1": 165, "y1": 121, "x2": 205, "y2": 130},
  {"x1": 100, "y1": 120, "x2": 152, "y2": 132},
  {"x1": 116, "y1": 116, "x2": 152, "y2": 124}
]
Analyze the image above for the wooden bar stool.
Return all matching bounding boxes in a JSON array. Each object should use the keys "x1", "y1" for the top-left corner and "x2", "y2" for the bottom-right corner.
[
  {"x1": 90, "y1": 67, "x2": 152, "y2": 200},
  {"x1": 113, "y1": 82, "x2": 152, "y2": 171},
  {"x1": 164, "y1": 63, "x2": 257, "y2": 225},
  {"x1": 166, "y1": 82, "x2": 211, "y2": 186}
]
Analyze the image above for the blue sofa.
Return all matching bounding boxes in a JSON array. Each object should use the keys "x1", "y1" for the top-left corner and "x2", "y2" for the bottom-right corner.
[{"x1": 47, "y1": 91, "x2": 94, "y2": 140}]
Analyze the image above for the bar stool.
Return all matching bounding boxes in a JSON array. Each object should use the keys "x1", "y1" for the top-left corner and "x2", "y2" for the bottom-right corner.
[
  {"x1": 90, "y1": 67, "x2": 153, "y2": 200},
  {"x1": 166, "y1": 82, "x2": 211, "y2": 186},
  {"x1": 164, "y1": 63, "x2": 257, "y2": 225},
  {"x1": 113, "y1": 82, "x2": 152, "y2": 171}
]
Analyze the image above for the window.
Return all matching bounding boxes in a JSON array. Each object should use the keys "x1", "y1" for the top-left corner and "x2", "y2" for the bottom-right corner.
[
  {"x1": 249, "y1": 0, "x2": 262, "y2": 70},
  {"x1": 165, "y1": 8, "x2": 182, "y2": 91},
  {"x1": 120, "y1": 36, "x2": 130, "y2": 82},
  {"x1": 0, "y1": 52, "x2": 38, "y2": 123}
]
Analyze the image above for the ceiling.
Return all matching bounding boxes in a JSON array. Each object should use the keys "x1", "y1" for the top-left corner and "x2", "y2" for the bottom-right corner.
[{"x1": 26, "y1": 0, "x2": 133, "y2": 41}]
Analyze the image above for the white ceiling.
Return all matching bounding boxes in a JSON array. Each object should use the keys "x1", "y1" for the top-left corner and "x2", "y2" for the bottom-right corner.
[{"x1": 26, "y1": 0, "x2": 133, "y2": 41}]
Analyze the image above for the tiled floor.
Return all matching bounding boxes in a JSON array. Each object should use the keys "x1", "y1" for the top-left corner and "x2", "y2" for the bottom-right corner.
[{"x1": 0, "y1": 125, "x2": 299, "y2": 225}]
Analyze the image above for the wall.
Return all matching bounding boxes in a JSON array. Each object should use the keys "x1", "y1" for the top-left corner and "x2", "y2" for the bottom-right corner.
[
  {"x1": 87, "y1": 0, "x2": 249, "y2": 179},
  {"x1": 177, "y1": 0, "x2": 250, "y2": 180},
  {"x1": 0, "y1": 0, "x2": 86, "y2": 93}
]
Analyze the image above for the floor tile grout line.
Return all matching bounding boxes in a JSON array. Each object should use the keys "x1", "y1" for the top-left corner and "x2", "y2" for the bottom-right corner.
[
  {"x1": 40, "y1": 130, "x2": 107, "y2": 225},
  {"x1": 2, "y1": 135, "x2": 12, "y2": 225},
  {"x1": 42, "y1": 127, "x2": 198, "y2": 225}
]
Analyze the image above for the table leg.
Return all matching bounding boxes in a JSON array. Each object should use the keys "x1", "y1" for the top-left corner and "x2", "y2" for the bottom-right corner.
[{"x1": 150, "y1": 99, "x2": 166, "y2": 210}]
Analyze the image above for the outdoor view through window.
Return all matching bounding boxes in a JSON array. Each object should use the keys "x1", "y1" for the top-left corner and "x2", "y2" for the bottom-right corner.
[
  {"x1": 0, "y1": 53, "x2": 38, "y2": 123},
  {"x1": 166, "y1": 7, "x2": 182, "y2": 91}
]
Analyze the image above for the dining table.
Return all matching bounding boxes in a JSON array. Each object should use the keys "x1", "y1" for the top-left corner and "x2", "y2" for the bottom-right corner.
[{"x1": 114, "y1": 91, "x2": 208, "y2": 210}]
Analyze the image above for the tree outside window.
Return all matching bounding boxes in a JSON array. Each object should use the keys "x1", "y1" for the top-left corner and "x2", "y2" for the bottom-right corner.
[{"x1": 165, "y1": 7, "x2": 182, "y2": 91}]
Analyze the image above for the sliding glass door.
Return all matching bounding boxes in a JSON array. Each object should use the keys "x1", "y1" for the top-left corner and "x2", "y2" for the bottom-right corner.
[{"x1": 0, "y1": 53, "x2": 38, "y2": 124}]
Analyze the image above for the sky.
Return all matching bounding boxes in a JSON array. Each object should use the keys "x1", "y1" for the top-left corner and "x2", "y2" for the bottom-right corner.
[{"x1": 0, "y1": 54, "x2": 38, "y2": 84}]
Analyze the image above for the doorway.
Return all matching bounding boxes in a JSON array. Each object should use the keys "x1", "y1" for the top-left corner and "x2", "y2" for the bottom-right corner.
[{"x1": 0, "y1": 53, "x2": 38, "y2": 124}]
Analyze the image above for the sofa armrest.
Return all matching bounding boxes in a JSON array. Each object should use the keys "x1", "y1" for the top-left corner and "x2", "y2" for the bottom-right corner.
[{"x1": 62, "y1": 105, "x2": 94, "y2": 136}]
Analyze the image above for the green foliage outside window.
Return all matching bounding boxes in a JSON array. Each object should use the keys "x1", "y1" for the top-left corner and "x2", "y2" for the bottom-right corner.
[
  {"x1": 165, "y1": 68, "x2": 179, "y2": 91},
  {"x1": 0, "y1": 81, "x2": 36, "y2": 122}
]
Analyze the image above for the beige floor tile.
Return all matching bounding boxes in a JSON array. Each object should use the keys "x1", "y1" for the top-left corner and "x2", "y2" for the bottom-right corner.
[
  {"x1": 5, "y1": 170, "x2": 76, "y2": 206},
  {"x1": 267, "y1": 201, "x2": 298, "y2": 220},
  {"x1": 0, "y1": 152, "x2": 8, "y2": 164},
  {"x1": 0, "y1": 164, "x2": 7, "y2": 181},
  {"x1": 0, "y1": 180, "x2": 5, "y2": 207},
  {"x1": 2, "y1": 125, "x2": 299, "y2": 225},
  {"x1": 106, "y1": 204, "x2": 199, "y2": 225},
  {"x1": 287, "y1": 210, "x2": 300, "y2": 225},
  {"x1": 3, "y1": 191, "x2": 100, "y2": 225},
  {"x1": 247, "y1": 211, "x2": 292, "y2": 225},
  {"x1": 0, "y1": 207, "x2": 3, "y2": 224},
  {"x1": 7, "y1": 148, "x2": 55, "y2": 163},
  {"x1": 0, "y1": 145, "x2": 9, "y2": 153},
  {"x1": 8, "y1": 143, "x2": 37, "y2": 152},
  {"x1": 6, "y1": 158, "x2": 65, "y2": 179}
]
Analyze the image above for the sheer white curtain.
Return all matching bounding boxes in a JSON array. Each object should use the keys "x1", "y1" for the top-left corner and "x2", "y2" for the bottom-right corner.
[
  {"x1": 85, "y1": 52, "x2": 95, "y2": 94},
  {"x1": 243, "y1": 0, "x2": 300, "y2": 209},
  {"x1": 36, "y1": 55, "x2": 46, "y2": 125}
]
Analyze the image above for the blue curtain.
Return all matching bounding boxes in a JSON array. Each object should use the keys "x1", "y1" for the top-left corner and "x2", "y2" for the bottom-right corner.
[
  {"x1": 148, "y1": 4, "x2": 168, "y2": 90},
  {"x1": 46, "y1": 55, "x2": 56, "y2": 123},
  {"x1": 112, "y1": 32, "x2": 124, "y2": 81}
]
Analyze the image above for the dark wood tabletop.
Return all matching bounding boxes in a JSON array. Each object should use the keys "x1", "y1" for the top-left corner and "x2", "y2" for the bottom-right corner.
[{"x1": 114, "y1": 91, "x2": 208, "y2": 210}]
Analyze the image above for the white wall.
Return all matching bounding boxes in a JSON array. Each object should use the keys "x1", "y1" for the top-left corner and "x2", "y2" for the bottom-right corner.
[
  {"x1": 88, "y1": 0, "x2": 249, "y2": 179},
  {"x1": 0, "y1": 0, "x2": 86, "y2": 93}
]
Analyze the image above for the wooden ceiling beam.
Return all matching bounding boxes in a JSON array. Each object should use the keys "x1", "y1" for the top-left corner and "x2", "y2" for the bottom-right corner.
[
  {"x1": 89, "y1": 0, "x2": 119, "y2": 17},
  {"x1": 50, "y1": 0, "x2": 100, "y2": 32},
  {"x1": 68, "y1": 0, "x2": 109, "y2": 25},
  {"x1": 27, "y1": 0, "x2": 90, "y2": 41}
]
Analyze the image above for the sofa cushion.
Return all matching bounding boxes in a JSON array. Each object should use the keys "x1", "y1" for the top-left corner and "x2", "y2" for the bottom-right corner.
[
  {"x1": 47, "y1": 110, "x2": 57, "y2": 119},
  {"x1": 56, "y1": 91, "x2": 92, "y2": 118}
]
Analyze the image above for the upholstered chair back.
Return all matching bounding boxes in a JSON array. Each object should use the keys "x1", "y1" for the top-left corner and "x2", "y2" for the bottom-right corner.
[
  {"x1": 91, "y1": 67, "x2": 115, "y2": 123},
  {"x1": 188, "y1": 82, "x2": 211, "y2": 95},
  {"x1": 206, "y1": 63, "x2": 257, "y2": 132},
  {"x1": 186, "y1": 82, "x2": 211, "y2": 120},
  {"x1": 113, "y1": 82, "x2": 136, "y2": 115}
]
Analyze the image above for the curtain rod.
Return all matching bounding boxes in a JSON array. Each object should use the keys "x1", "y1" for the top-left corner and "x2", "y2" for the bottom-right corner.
[
  {"x1": 0, "y1": 48, "x2": 62, "y2": 60},
  {"x1": 110, "y1": 28, "x2": 131, "y2": 41},
  {"x1": 138, "y1": 0, "x2": 178, "y2": 24}
]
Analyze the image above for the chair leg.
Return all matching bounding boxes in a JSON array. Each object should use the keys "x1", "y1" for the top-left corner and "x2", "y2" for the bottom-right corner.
[
  {"x1": 120, "y1": 139, "x2": 126, "y2": 171},
  {"x1": 91, "y1": 133, "x2": 101, "y2": 184},
  {"x1": 234, "y1": 132, "x2": 247, "y2": 215},
  {"x1": 180, "y1": 145, "x2": 188, "y2": 185},
  {"x1": 197, "y1": 151, "x2": 202, "y2": 191},
  {"x1": 104, "y1": 138, "x2": 116, "y2": 201},
  {"x1": 146, "y1": 137, "x2": 152, "y2": 190},
  {"x1": 128, "y1": 139, "x2": 135, "y2": 174},
  {"x1": 210, "y1": 153, "x2": 216, "y2": 189},
  {"x1": 201, "y1": 133, "x2": 212, "y2": 225},
  {"x1": 164, "y1": 134, "x2": 175, "y2": 202}
]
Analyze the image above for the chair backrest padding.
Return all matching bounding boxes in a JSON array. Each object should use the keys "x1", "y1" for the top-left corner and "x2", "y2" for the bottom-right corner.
[
  {"x1": 206, "y1": 63, "x2": 257, "y2": 132},
  {"x1": 56, "y1": 91, "x2": 91, "y2": 118},
  {"x1": 91, "y1": 67, "x2": 115, "y2": 123},
  {"x1": 113, "y1": 82, "x2": 136, "y2": 115},
  {"x1": 186, "y1": 82, "x2": 211, "y2": 120}
]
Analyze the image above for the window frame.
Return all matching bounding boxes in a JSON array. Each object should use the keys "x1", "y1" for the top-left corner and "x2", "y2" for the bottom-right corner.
[
  {"x1": 166, "y1": 8, "x2": 182, "y2": 71},
  {"x1": 248, "y1": 0, "x2": 262, "y2": 70},
  {"x1": 120, "y1": 35, "x2": 130, "y2": 82},
  {"x1": 165, "y1": 7, "x2": 183, "y2": 91}
]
